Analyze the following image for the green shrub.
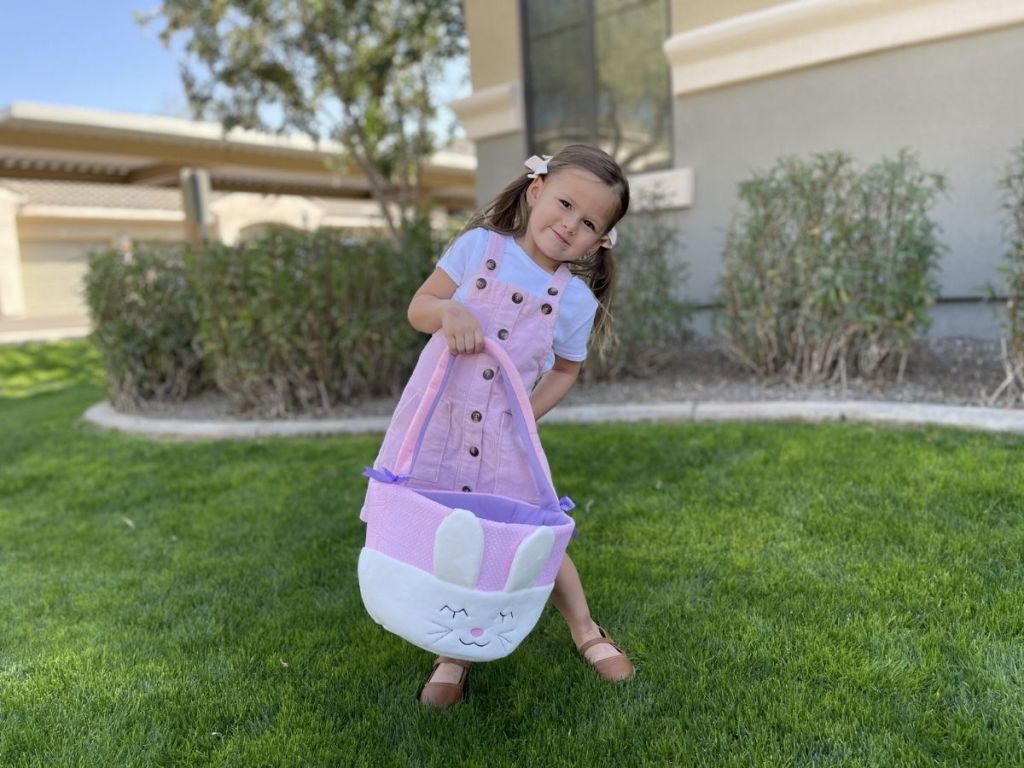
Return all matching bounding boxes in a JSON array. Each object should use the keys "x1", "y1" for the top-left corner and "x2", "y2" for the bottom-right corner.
[
  {"x1": 989, "y1": 140, "x2": 1024, "y2": 405},
  {"x1": 717, "y1": 150, "x2": 946, "y2": 384},
  {"x1": 84, "y1": 244, "x2": 206, "y2": 409},
  {"x1": 192, "y1": 223, "x2": 436, "y2": 416},
  {"x1": 585, "y1": 197, "x2": 692, "y2": 379}
]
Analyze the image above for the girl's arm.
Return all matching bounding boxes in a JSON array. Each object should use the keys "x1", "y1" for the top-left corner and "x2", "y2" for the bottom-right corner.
[
  {"x1": 530, "y1": 356, "x2": 582, "y2": 420},
  {"x1": 407, "y1": 269, "x2": 485, "y2": 354}
]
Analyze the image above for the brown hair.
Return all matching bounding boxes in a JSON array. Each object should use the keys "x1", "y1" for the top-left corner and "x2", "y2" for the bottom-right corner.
[{"x1": 460, "y1": 144, "x2": 630, "y2": 353}]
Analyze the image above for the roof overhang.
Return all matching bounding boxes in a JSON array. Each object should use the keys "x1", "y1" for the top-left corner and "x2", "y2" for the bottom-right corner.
[{"x1": 0, "y1": 102, "x2": 475, "y2": 205}]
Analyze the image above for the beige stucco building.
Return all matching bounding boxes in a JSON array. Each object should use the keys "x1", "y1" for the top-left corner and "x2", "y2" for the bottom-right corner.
[
  {"x1": 452, "y1": 0, "x2": 1024, "y2": 338},
  {"x1": 6, "y1": 2, "x2": 1023, "y2": 342},
  {"x1": 0, "y1": 102, "x2": 475, "y2": 339}
]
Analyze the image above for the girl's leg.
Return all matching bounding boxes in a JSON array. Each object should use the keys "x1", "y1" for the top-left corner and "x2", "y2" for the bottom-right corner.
[
  {"x1": 424, "y1": 553, "x2": 627, "y2": 696},
  {"x1": 549, "y1": 554, "x2": 626, "y2": 665}
]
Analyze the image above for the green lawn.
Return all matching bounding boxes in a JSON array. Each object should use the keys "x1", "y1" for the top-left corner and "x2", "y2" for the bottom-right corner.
[{"x1": 1, "y1": 341, "x2": 1022, "y2": 767}]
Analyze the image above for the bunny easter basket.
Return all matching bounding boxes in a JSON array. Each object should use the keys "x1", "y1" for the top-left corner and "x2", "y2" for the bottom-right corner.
[{"x1": 359, "y1": 338, "x2": 576, "y2": 662}]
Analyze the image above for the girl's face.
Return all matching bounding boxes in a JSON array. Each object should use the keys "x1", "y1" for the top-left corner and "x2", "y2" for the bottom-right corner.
[{"x1": 519, "y1": 168, "x2": 619, "y2": 273}]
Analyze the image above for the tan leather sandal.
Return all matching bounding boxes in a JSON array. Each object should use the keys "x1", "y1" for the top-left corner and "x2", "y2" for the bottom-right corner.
[
  {"x1": 577, "y1": 625, "x2": 635, "y2": 682},
  {"x1": 418, "y1": 657, "x2": 471, "y2": 708}
]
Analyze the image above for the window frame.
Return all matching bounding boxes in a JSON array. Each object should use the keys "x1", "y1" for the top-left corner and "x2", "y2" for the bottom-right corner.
[{"x1": 519, "y1": 0, "x2": 674, "y2": 173}]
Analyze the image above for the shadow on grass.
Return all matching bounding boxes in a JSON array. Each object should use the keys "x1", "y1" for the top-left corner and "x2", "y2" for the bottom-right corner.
[{"x1": 0, "y1": 339, "x2": 103, "y2": 399}]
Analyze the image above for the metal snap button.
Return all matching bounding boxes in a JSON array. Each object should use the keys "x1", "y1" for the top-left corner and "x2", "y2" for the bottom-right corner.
[
  {"x1": 548, "y1": 287, "x2": 559, "y2": 295},
  {"x1": 541, "y1": 303, "x2": 552, "y2": 314},
  {"x1": 486, "y1": 259, "x2": 496, "y2": 270},
  {"x1": 512, "y1": 292, "x2": 523, "y2": 304},
  {"x1": 468, "y1": 446, "x2": 479, "y2": 457},
  {"x1": 497, "y1": 329, "x2": 509, "y2": 340},
  {"x1": 471, "y1": 410, "x2": 482, "y2": 422},
  {"x1": 482, "y1": 368, "x2": 494, "y2": 380},
  {"x1": 476, "y1": 278, "x2": 487, "y2": 289},
  {"x1": 462, "y1": 486, "x2": 472, "y2": 492}
]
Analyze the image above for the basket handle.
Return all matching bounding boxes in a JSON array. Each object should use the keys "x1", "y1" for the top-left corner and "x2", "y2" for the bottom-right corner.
[{"x1": 391, "y1": 337, "x2": 560, "y2": 510}]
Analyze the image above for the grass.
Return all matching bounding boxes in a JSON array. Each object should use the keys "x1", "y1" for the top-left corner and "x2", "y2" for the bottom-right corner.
[{"x1": 1, "y1": 340, "x2": 1023, "y2": 767}]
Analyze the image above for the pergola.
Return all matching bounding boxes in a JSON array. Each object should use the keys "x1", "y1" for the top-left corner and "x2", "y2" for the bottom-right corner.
[
  {"x1": 0, "y1": 102, "x2": 475, "y2": 324},
  {"x1": 0, "y1": 102, "x2": 474, "y2": 205}
]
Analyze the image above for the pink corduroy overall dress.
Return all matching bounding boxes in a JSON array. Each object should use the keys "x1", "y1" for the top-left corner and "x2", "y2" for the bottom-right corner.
[{"x1": 372, "y1": 230, "x2": 575, "y2": 506}]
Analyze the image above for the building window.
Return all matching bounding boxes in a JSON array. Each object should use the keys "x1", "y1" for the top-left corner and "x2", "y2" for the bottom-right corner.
[{"x1": 522, "y1": 0, "x2": 672, "y2": 174}]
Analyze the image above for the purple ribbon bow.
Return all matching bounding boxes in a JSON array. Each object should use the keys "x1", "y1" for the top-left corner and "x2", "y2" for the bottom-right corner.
[{"x1": 362, "y1": 467, "x2": 410, "y2": 484}]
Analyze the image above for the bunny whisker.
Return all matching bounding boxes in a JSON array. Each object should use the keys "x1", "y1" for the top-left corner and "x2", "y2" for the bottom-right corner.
[{"x1": 427, "y1": 621, "x2": 453, "y2": 639}]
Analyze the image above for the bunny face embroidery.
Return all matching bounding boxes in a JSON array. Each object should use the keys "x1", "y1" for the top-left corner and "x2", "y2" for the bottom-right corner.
[
  {"x1": 430, "y1": 602, "x2": 519, "y2": 651},
  {"x1": 358, "y1": 508, "x2": 557, "y2": 661}
]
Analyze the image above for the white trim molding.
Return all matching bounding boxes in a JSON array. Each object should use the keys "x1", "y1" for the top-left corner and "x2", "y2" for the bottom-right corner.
[
  {"x1": 450, "y1": 82, "x2": 524, "y2": 142},
  {"x1": 664, "y1": 0, "x2": 1024, "y2": 96},
  {"x1": 629, "y1": 167, "x2": 695, "y2": 211}
]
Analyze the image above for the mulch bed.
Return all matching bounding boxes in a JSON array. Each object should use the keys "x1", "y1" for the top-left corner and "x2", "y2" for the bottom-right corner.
[{"x1": 126, "y1": 336, "x2": 1022, "y2": 423}]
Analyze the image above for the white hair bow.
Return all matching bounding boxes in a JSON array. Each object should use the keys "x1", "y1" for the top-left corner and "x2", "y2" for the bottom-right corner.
[
  {"x1": 524, "y1": 154, "x2": 552, "y2": 179},
  {"x1": 524, "y1": 154, "x2": 619, "y2": 248}
]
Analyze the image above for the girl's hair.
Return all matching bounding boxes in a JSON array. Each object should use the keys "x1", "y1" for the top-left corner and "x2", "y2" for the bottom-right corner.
[{"x1": 461, "y1": 144, "x2": 630, "y2": 353}]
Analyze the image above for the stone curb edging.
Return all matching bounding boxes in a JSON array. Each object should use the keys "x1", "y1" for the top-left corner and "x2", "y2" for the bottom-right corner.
[
  {"x1": 83, "y1": 402, "x2": 391, "y2": 439},
  {"x1": 550, "y1": 400, "x2": 1024, "y2": 433},
  {"x1": 0, "y1": 327, "x2": 91, "y2": 346},
  {"x1": 83, "y1": 399, "x2": 1024, "y2": 441}
]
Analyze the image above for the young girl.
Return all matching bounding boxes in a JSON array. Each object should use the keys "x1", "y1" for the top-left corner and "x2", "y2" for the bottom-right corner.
[{"x1": 373, "y1": 144, "x2": 633, "y2": 708}]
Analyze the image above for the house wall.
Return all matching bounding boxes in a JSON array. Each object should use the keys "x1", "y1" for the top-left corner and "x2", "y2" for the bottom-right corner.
[
  {"x1": 465, "y1": 1, "x2": 522, "y2": 90},
  {"x1": 15, "y1": 216, "x2": 185, "y2": 319},
  {"x1": 673, "y1": 23, "x2": 1024, "y2": 337},
  {"x1": 473, "y1": 133, "x2": 528, "y2": 207},
  {"x1": 459, "y1": 1, "x2": 1024, "y2": 339},
  {"x1": 19, "y1": 240, "x2": 107, "y2": 318},
  {"x1": 458, "y1": 1, "x2": 527, "y2": 205},
  {"x1": 1, "y1": 180, "x2": 460, "y2": 324}
]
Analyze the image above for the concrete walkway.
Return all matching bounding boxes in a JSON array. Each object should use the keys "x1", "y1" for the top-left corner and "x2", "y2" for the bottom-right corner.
[
  {"x1": 0, "y1": 315, "x2": 90, "y2": 345},
  {"x1": 83, "y1": 398, "x2": 1024, "y2": 441}
]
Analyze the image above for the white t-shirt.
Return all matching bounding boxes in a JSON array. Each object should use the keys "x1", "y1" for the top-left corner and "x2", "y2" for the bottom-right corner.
[{"x1": 436, "y1": 228, "x2": 598, "y2": 371}]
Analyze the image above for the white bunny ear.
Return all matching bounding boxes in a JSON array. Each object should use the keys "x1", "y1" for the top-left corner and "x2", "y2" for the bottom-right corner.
[
  {"x1": 433, "y1": 508, "x2": 484, "y2": 588},
  {"x1": 504, "y1": 527, "x2": 555, "y2": 592}
]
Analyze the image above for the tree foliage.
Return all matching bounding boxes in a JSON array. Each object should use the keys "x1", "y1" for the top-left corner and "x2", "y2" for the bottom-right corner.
[{"x1": 143, "y1": 0, "x2": 466, "y2": 239}]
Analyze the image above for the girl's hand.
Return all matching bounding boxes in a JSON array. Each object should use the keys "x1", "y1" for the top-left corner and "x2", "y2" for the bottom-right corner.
[
  {"x1": 440, "y1": 301, "x2": 484, "y2": 355},
  {"x1": 407, "y1": 269, "x2": 483, "y2": 353}
]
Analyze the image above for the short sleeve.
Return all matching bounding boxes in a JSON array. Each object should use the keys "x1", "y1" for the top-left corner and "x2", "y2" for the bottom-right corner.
[
  {"x1": 552, "y1": 279, "x2": 598, "y2": 362},
  {"x1": 436, "y1": 228, "x2": 488, "y2": 288}
]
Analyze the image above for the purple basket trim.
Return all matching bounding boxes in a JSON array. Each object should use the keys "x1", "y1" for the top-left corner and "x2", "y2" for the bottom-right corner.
[{"x1": 420, "y1": 490, "x2": 572, "y2": 528}]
